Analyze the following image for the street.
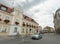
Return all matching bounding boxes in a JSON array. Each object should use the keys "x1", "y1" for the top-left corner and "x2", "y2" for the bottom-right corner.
[{"x1": 0, "y1": 33, "x2": 60, "y2": 44}]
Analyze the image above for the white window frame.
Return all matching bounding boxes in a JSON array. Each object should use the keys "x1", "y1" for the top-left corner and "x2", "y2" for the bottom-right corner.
[
  {"x1": 4, "y1": 16, "x2": 10, "y2": 20},
  {"x1": 0, "y1": 15, "x2": 2, "y2": 18},
  {"x1": 15, "y1": 18, "x2": 19, "y2": 22},
  {"x1": 22, "y1": 29, "x2": 25, "y2": 33},
  {"x1": 14, "y1": 27, "x2": 18, "y2": 33},
  {"x1": 1, "y1": 26, "x2": 7, "y2": 32},
  {"x1": 1, "y1": 7, "x2": 6, "y2": 11},
  {"x1": 26, "y1": 29, "x2": 28, "y2": 33}
]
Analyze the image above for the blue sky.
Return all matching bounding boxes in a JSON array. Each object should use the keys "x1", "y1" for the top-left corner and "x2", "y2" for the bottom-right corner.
[{"x1": 0, "y1": 0, "x2": 60, "y2": 28}]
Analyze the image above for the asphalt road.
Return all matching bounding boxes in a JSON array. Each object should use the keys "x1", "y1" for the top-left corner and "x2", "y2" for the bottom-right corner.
[{"x1": 0, "y1": 33, "x2": 60, "y2": 44}]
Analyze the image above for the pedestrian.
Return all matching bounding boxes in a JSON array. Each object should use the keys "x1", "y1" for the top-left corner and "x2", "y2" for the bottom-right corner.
[{"x1": 16, "y1": 31, "x2": 20, "y2": 39}]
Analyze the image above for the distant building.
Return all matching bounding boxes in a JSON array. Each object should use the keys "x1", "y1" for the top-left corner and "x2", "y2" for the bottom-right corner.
[
  {"x1": 21, "y1": 14, "x2": 39, "y2": 35},
  {"x1": 54, "y1": 8, "x2": 60, "y2": 34},
  {"x1": 0, "y1": 3, "x2": 41, "y2": 36},
  {"x1": 43, "y1": 27, "x2": 48, "y2": 33},
  {"x1": 38, "y1": 26, "x2": 42, "y2": 33},
  {"x1": 43, "y1": 26, "x2": 54, "y2": 33}
]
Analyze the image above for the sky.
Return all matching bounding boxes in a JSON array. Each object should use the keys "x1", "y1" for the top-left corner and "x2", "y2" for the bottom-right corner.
[{"x1": 0, "y1": 0, "x2": 60, "y2": 28}]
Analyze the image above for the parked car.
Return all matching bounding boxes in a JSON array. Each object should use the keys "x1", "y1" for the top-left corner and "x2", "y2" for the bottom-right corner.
[{"x1": 31, "y1": 33, "x2": 42, "y2": 40}]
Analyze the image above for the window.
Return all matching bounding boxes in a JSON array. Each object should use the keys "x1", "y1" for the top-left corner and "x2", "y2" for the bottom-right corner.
[
  {"x1": 15, "y1": 18, "x2": 19, "y2": 22},
  {"x1": 26, "y1": 23, "x2": 28, "y2": 27},
  {"x1": 22, "y1": 29, "x2": 24, "y2": 33},
  {"x1": 32, "y1": 30, "x2": 33, "y2": 33},
  {"x1": 14, "y1": 27, "x2": 18, "y2": 33},
  {"x1": 23, "y1": 22, "x2": 25, "y2": 26},
  {"x1": 0, "y1": 15, "x2": 2, "y2": 18},
  {"x1": 37, "y1": 30, "x2": 38, "y2": 33},
  {"x1": 29, "y1": 29, "x2": 31, "y2": 33},
  {"x1": 1, "y1": 6, "x2": 7, "y2": 11},
  {"x1": 26, "y1": 29, "x2": 28, "y2": 33},
  {"x1": 1, "y1": 26, "x2": 7, "y2": 32},
  {"x1": 5, "y1": 16, "x2": 9, "y2": 20},
  {"x1": 26, "y1": 17, "x2": 28, "y2": 20},
  {"x1": 29, "y1": 29, "x2": 31, "y2": 31},
  {"x1": 0, "y1": 15, "x2": 2, "y2": 21}
]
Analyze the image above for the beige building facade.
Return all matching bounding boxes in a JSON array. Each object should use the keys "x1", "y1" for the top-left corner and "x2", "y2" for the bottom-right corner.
[{"x1": 0, "y1": 4, "x2": 41, "y2": 36}]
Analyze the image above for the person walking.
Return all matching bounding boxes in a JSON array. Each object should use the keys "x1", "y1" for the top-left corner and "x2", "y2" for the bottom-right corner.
[{"x1": 16, "y1": 31, "x2": 20, "y2": 39}]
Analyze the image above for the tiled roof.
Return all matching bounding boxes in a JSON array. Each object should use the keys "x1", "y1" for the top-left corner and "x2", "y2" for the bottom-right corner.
[
  {"x1": 0, "y1": 3, "x2": 13, "y2": 13},
  {"x1": 23, "y1": 14, "x2": 38, "y2": 25}
]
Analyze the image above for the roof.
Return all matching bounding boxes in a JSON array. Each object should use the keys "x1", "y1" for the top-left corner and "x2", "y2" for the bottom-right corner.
[
  {"x1": 23, "y1": 14, "x2": 39, "y2": 25},
  {"x1": 0, "y1": 3, "x2": 13, "y2": 13}
]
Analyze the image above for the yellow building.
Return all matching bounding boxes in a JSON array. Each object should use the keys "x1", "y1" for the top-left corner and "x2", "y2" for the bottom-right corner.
[
  {"x1": 0, "y1": 4, "x2": 14, "y2": 36},
  {"x1": 0, "y1": 3, "x2": 39, "y2": 36},
  {"x1": 22, "y1": 14, "x2": 39, "y2": 35}
]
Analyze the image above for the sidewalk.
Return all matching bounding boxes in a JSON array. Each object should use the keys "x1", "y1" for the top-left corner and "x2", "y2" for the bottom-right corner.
[
  {"x1": 0, "y1": 35, "x2": 31, "y2": 40},
  {"x1": 0, "y1": 35, "x2": 20, "y2": 40}
]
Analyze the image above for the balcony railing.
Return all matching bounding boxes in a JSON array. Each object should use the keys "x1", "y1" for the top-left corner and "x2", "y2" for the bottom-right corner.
[
  {"x1": 15, "y1": 22, "x2": 19, "y2": 25},
  {"x1": 0, "y1": 18, "x2": 2, "y2": 21},
  {"x1": 22, "y1": 23, "x2": 25, "y2": 26},
  {"x1": 4, "y1": 20, "x2": 10, "y2": 24}
]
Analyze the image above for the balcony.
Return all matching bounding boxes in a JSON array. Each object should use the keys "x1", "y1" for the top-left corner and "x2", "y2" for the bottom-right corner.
[
  {"x1": 4, "y1": 20, "x2": 10, "y2": 24},
  {"x1": 15, "y1": 22, "x2": 19, "y2": 25},
  {"x1": 26, "y1": 23, "x2": 29, "y2": 27},
  {"x1": 0, "y1": 18, "x2": 2, "y2": 21},
  {"x1": 22, "y1": 22, "x2": 25, "y2": 26}
]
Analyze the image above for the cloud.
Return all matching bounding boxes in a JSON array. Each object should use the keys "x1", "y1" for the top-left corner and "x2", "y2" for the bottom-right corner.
[
  {"x1": 27, "y1": 0, "x2": 60, "y2": 28},
  {"x1": 22, "y1": 0, "x2": 46, "y2": 10},
  {"x1": 34, "y1": 14, "x2": 54, "y2": 28},
  {"x1": 0, "y1": 0, "x2": 60, "y2": 28}
]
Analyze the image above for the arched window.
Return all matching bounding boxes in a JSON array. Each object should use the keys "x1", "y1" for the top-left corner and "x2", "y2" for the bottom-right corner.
[
  {"x1": 1, "y1": 26, "x2": 7, "y2": 32},
  {"x1": 0, "y1": 15, "x2": 2, "y2": 21},
  {"x1": 23, "y1": 22, "x2": 25, "y2": 26},
  {"x1": 4, "y1": 16, "x2": 10, "y2": 24},
  {"x1": 15, "y1": 18, "x2": 19, "y2": 25},
  {"x1": 14, "y1": 27, "x2": 18, "y2": 33},
  {"x1": 22, "y1": 29, "x2": 24, "y2": 33},
  {"x1": 26, "y1": 29, "x2": 28, "y2": 33},
  {"x1": 29, "y1": 29, "x2": 31, "y2": 31},
  {"x1": 26, "y1": 23, "x2": 28, "y2": 27}
]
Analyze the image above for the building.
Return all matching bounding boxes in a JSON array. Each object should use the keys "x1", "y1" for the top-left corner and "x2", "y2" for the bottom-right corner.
[
  {"x1": 22, "y1": 14, "x2": 39, "y2": 35},
  {"x1": 38, "y1": 26, "x2": 42, "y2": 33},
  {"x1": 43, "y1": 27, "x2": 48, "y2": 33},
  {"x1": 0, "y1": 3, "x2": 40, "y2": 36},
  {"x1": 43, "y1": 26, "x2": 54, "y2": 33},
  {"x1": 54, "y1": 8, "x2": 60, "y2": 34}
]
